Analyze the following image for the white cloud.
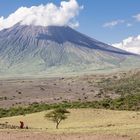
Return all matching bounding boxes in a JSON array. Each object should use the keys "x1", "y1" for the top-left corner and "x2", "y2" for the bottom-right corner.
[
  {"x1": 133, "y1": 13, "x2": 140, "y2": 21},
  {"x1": 103, "y1": 20, "x2": 125, "y2": 28},
  {"x1": 0, "y1": 0, "x2": 82, "y2": 31},
  {"x1": 112, "y1": 35, "x2": 140, "y2": 54}
]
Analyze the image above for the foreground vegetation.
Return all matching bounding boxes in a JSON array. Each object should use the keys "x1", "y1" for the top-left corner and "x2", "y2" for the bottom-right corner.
[{"x1": 0, "y1": 92, "x2": 139, "y2": 118}]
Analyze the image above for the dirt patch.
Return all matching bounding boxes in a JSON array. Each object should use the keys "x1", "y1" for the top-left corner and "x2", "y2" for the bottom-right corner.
[
  {"x1": 0, "y1": 131, "x2": 131, "y2": 140},
  {"x1": 0, "y1": 72, "x2": 126, "y2": 108}
]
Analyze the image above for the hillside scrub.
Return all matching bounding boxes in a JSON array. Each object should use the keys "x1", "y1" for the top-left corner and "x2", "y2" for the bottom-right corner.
[
  {"x1": 0, "y1": 71, "x2": 139, "y2": 118},
  {"x1": 0, "y1": 93, "x2": 139, "y2": 118}
]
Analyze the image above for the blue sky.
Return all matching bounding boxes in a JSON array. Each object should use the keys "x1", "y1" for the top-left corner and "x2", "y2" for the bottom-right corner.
[{"x1": 0, "y1": 0, "x2": 140, "y2": 44}]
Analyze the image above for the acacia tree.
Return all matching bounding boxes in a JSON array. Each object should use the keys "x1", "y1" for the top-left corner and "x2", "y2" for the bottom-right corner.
[{"x1": 45, "y1": 108, "x2": 70, "y2": 129}]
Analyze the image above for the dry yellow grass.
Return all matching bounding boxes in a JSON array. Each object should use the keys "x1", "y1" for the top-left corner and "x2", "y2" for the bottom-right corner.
[{"x1": 0, "y1": 109, "x2": 140, "y2": 138}]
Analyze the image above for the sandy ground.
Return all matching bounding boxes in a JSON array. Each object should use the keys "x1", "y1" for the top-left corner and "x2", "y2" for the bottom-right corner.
[{"x1": 0, "y1": 131, "x2": 131, "y2": 140}]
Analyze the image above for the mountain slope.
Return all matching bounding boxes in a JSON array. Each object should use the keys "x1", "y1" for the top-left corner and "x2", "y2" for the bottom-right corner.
[{"x1": 0, "y1": 24, "x2": 139, "y2": 75}]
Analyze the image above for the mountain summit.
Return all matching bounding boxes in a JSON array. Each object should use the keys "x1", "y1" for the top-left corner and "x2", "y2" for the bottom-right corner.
[{"x1": 0, "y1": 24, "x2": 139, "y2": 75}]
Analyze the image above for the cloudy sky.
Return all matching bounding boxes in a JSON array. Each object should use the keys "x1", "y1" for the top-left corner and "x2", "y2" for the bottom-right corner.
[{"x1": 0, "y1": 0, "x2": 140, "y2": 54}]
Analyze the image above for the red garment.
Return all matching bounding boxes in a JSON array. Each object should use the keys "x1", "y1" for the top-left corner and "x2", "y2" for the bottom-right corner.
[{"x1": 20, "y1": 121, "x2": 24, "y2": 129}]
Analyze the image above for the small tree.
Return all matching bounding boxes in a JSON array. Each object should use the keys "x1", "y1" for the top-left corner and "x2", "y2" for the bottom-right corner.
[{"x1": 45, "y1": 108, "x2": 70, "y2": 129}]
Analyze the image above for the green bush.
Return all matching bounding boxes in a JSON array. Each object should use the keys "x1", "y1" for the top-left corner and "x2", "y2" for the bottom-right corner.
[{"x1": 0, "y1": 93, "x2": 139, "y2": 118}]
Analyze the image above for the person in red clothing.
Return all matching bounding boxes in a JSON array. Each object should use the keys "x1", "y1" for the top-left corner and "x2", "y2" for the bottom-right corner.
[{"x1": 20, "y1": 121, "x2": 24, "y2": 129}]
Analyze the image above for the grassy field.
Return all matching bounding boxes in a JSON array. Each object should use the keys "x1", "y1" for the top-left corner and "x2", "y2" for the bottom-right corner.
[{"x1": 0, "y1": 109, "x2": 140, "y2": 139}]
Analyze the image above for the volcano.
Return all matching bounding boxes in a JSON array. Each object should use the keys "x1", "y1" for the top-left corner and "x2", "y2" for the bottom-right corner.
[{"x1": 0, "y1": 24, "x2": 139, "y2": 75}]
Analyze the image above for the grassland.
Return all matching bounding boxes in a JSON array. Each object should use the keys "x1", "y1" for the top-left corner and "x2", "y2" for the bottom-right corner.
[{"x1": 0, "y1": 109, "x2": 140, "y2": 139}]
